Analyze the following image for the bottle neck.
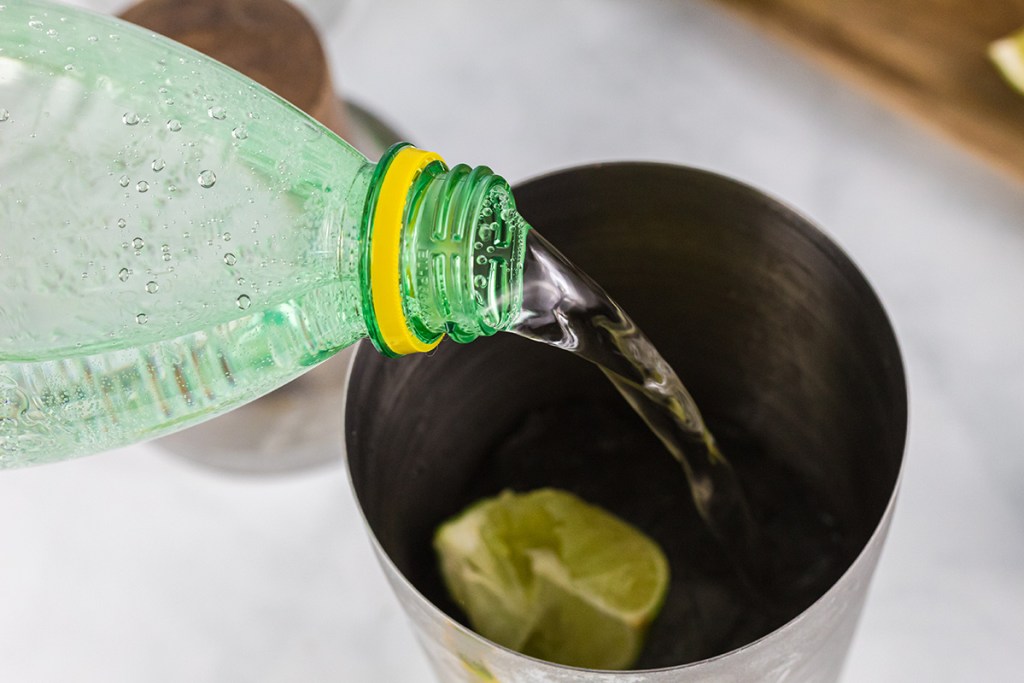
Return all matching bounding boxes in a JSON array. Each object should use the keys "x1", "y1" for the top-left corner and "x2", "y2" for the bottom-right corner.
[{"x1": 361, "y1": 145, "x2": 530, "y2": 356}]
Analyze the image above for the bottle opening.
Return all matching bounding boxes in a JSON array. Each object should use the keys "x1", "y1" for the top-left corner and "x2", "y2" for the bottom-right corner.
[{"x1": 362, "y1": 144, "x2": 531, "y2": 357}]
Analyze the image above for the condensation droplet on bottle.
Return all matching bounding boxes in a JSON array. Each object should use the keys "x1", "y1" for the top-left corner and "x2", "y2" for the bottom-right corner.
[
  {"x1": 222, "y1": 232, "x2": 231, "y2": 242},
  {"x1": 116, "y1": 217, "x2": 126, "y2": 229},
  {"x1": 28, "y1": 19, "x2": 42, "y2": 30},
  {"x1": 145, "y1": 281, "x2": 159, "y2": 294},
  {"x1": 208, "y1": 106, "x2": 226, "y2": 120},
  {"x1": 223, "y1": 252, "x2": 237, "y2": 266},
  {"x1": 474, "y1": 275, "x2": 488, "y2": 289},
  {"x1": 151, "y1": 158, "x2": 165, "y2": 172},
  {"x1": 118, "y1": 267, "x2": 130, "y2": 282},
  {"x1": 87, "y1": 35, "x2": 98, "y2": 43},
  {"x1": 135, "y1": 313, "x2": 148, "y2": 325},
  {"x1": 197, "y1": 170, "x2": 216, "y2": 188},
  {"x1": 231, "y1": 125, "x2": 248, "y2": 140},
  {"x1": 118, "y1": 175, "x2": 130, "y2": 188},
  {"x1": 132, "y1": 237, "x2": 144, "y2": 250},
  {"x1": 0, "y1": 109, "x2": 8, "y2": 122},
  {"x1": 63, "y1": 64, "x2": 74, "y2": 72},
  {"x1": 166, "y1": 119, "x2": 182, "y2": 132},
  {"x1": 122, "y1": 112, "x2": 140, "y2": 126},
  {"x1": 236, "y1": 294, "x2": 251, "y2": 310},
  {"x1": 136, "y1": 181, "x2": 149, "y2": 193},
  {"x1": 236, "y1": 277, "x2": 245, "y2": 286}
]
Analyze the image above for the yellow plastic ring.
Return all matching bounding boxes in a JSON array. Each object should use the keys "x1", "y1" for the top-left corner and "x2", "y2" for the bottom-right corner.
[{"x1": 370, "y1": 146, "x2": 445, "y2": 355}]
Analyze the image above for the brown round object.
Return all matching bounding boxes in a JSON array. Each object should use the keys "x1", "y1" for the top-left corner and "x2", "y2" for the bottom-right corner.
[{"x1": 119, "y1": 0, "x2": 349, "y2": 136}]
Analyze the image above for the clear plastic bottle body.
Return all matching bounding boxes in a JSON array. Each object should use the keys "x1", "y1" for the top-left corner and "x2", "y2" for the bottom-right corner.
[
  {"x1": 0, "y1": 1, "x2": 374, "y2": 464},
  {"x1": 0, "y1": 1, "x2": 531, "y2": 467}
]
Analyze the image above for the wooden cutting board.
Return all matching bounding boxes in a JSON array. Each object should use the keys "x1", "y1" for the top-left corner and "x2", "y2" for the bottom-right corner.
[{"x1": 713, "y1": 0, "x2": 1024, "y2": 183}]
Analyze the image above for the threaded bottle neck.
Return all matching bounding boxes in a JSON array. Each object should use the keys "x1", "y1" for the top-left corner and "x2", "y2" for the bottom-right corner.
[{"x1": 361, "y1": 145, "x2": 530, "y2": 356}]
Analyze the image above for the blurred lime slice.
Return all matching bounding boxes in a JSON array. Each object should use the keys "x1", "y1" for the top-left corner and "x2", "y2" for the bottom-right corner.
[
  {"x1": 434, "y1": 488, "x2": 669, "y2": 670},
  {"x1": 990, "y1": 27, "x2": 1024, "y2": 93}
]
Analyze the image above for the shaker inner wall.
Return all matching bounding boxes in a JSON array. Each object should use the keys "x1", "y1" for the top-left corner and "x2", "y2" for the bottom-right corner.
[{"x1": 345, "y1": 163, "x2": 906, "y2": 670}]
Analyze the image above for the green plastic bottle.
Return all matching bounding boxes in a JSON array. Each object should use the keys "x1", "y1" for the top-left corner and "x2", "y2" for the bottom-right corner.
[{"x1": 0, "y1": 0, "x2": 530, "y2": 466}]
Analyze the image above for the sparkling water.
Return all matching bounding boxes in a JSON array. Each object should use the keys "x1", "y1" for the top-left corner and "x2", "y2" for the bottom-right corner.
[{"x1": 504, "y1": 232, "x2": 852, "y2": 663}]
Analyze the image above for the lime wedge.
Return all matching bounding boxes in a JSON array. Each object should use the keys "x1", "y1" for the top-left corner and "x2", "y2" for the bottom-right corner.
[
  {"x1": 990, "y1": 27, "x2": 1024, "y2": 94},
  {"x1": 434, "y1": 488, "x2": 669, "y2": 670}
]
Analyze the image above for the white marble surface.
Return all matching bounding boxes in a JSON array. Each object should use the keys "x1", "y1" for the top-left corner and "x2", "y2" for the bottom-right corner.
[{"x1": 2, "y1": 0, "x2": 1023, "y2": 680}]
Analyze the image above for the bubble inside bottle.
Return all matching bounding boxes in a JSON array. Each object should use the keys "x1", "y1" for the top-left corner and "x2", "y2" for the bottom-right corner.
[{"x1": 198, "y1": 170, "x2": 217, "y2": 188}]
